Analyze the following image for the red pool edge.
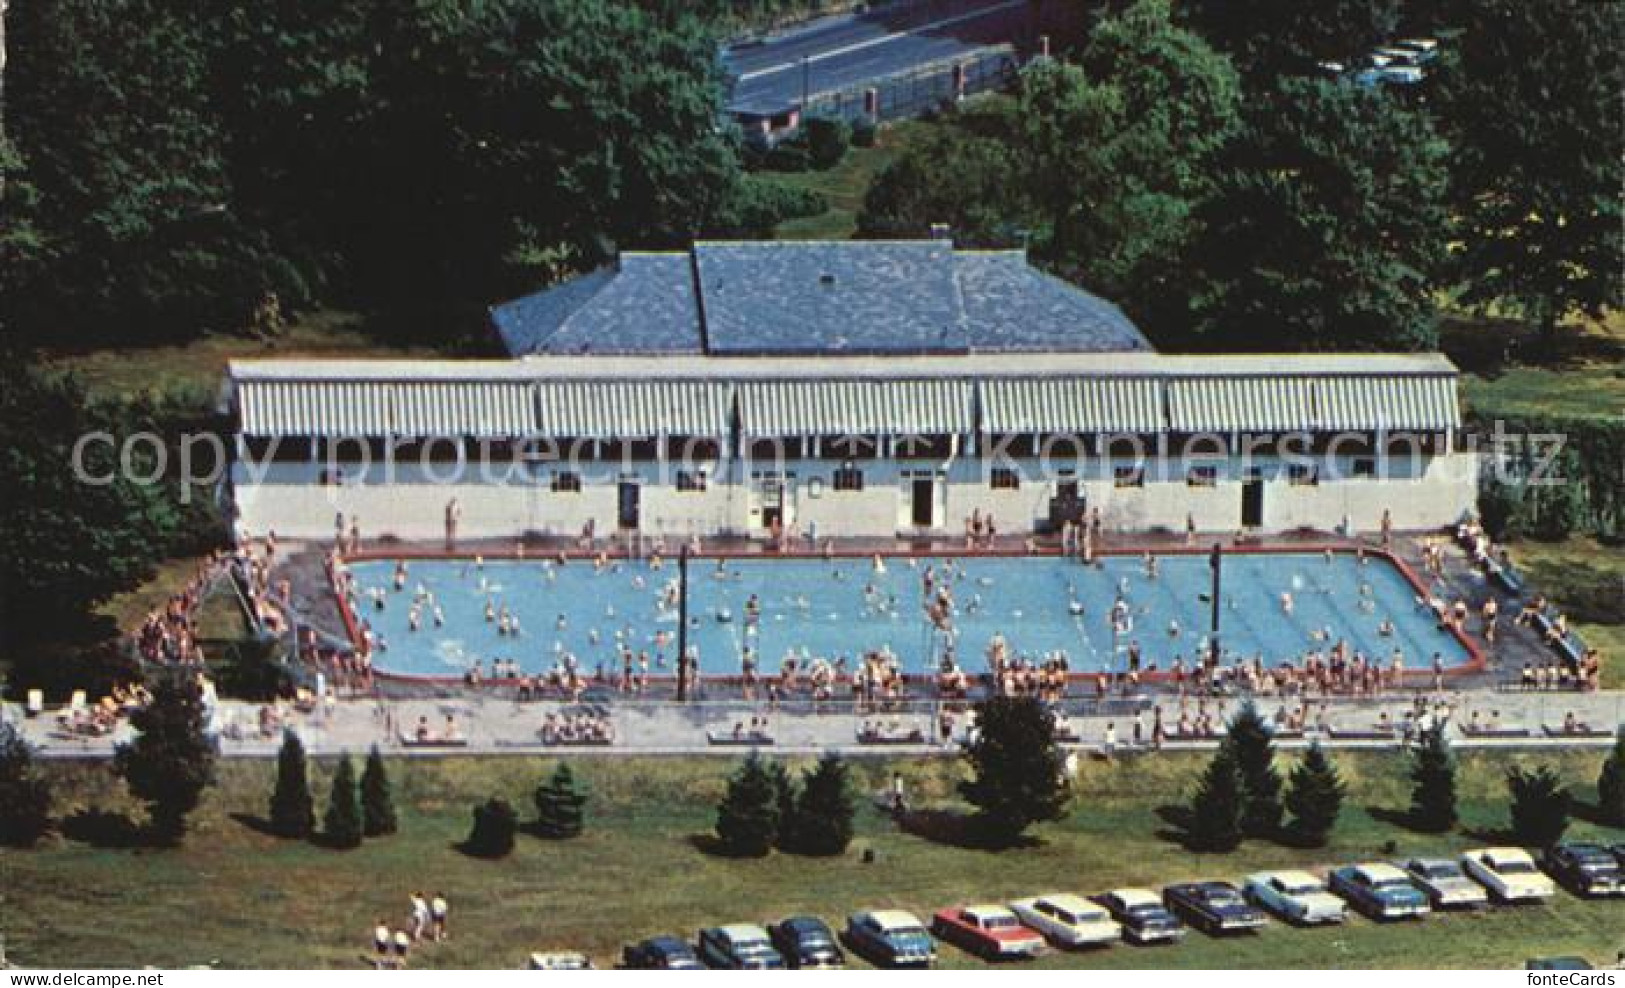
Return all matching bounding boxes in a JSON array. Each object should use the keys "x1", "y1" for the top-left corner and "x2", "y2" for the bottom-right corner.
[{"x1": 324, "y1": 541, "x2": 1488, "y2": 687}]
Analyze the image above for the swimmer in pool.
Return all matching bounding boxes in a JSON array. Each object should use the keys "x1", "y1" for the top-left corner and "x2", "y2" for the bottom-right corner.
[
  {"x1": 1280, "y1": 592, "x2": 1294, "y2": 615},
  {"x1": 432, "y1": 605, "x2": 444, "y2": 627},
  {"x1": 555, "y1": 613, "x2": 567, "y2": 631},
  {"x1": 484, "y1": 598, "x2": 496, "y2": 622},
  {"x1": 872, "y1": 554, "x2": 886, "y2": 574}
]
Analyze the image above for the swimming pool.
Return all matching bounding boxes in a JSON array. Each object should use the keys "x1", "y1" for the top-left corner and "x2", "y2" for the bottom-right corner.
[{"x1": 340, "y1": 550, "x2": 1473, "y2": 681}]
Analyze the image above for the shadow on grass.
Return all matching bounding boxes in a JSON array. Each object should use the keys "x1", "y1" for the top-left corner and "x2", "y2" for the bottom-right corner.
[
  {"x1": 1152, "y1": 803, "x2": 1198, "y2": 850},
  {"x1": 1568, "y1": 798, "x2": 1624, "y2": 830},
  {"x1": 1364, "y1": 804, "x2": 1458, "y2": 837},
  {"x1": 60, "y1": 808, "x2": 145, "y2": 849},
  {"x1": 1461, "y1": 823, "x2": 1518, "y2": 845},
  {"x1": 895, "y1": 807, "x2": 1041, "y2": 851},
  {"x1": 229, "y1": 812, "x2": 284, "y2": 839}
]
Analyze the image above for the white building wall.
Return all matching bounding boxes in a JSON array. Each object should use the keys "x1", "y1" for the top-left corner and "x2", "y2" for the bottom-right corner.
[{"x1": 231, "y1": 450, "x2": 1478, "y2": 542}]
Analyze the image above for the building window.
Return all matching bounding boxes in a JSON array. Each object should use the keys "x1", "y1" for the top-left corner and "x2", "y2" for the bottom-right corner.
[
  {"x1": 990, "y1": 467, "x2": 1020, "y2": 490},
  {"x1": 833, "y1": 463, "x2": 864, "y2": 492},
  {"x1": 676, "y1": 469, "x2": 708, "y2": 492},
  {"x1": 1114, "y1": 466, "x2": 1145, "y2": 488},
  {"x1": 551, "y1": 470, "x2": 582, "y2": 493},
  {"x1": 1288, "y1": 463, "x2": 1319, "y2": 487},
  {"x1": 1187, "y1": 465, "x2": 1218, "y2": 488},
  {"x1": 1351, "y1": 457, "x2": 1377, "y2": 478}
]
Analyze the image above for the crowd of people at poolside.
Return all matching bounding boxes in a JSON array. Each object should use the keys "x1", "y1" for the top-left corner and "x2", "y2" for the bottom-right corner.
[
  {"x1": 136, "y1": 540, "x2": 289, "y2": 666},
  {"x1": 540, "y1": 711, "x2": 615, "y2": 745}
]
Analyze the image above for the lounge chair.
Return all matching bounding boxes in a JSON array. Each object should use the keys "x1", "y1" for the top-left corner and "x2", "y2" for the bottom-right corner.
[
  {"x1": 706, "y1": 730, "x2": 774, "y2": 746},
  {"x1": 1540, "y1": 724, "x2": 1612, "y2": 739}
]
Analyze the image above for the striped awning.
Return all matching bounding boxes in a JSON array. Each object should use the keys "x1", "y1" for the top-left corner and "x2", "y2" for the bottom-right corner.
[
  {"x1": 389, "y1": 381, "x2": 536, "y2": 437},
  {"x1": 1166, "y1": 376, "x2": 1317, "y2": 433},
  {"x1": 736, "y1": 380, "x2": 973, "y2": 438},
  {"x1": 1316, "y1": 375, "x2": 1459, "y2": 432},
  {"x1": 535, "y1": 381, "x2": 733, "y2": 438},
  {"x1": 979, "y1": 377, "x2": 1162, "y2": 434},
  {"x1": 237, "y1": 381, "x2": 395, "y2": 437}
]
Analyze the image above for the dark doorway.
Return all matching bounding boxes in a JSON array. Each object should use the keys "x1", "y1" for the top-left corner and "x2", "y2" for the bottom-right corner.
[
  {"x1": 760, "y1": 480, "x2": 783, "y2": 531},
  {"x1": 618, "y1": 481, "x2": 640, "y2": 530},
  {"x1": 1241, "y1": 477, "x2": 1264, "y2": 528},
  {"x1": 911, "y1": 477, "x2": 935, "y2": 527}
]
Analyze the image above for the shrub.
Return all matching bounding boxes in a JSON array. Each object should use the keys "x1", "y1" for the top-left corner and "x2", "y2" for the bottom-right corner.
[
  {"x1": 465, "y1": 798, "x2": 518, "y2": 858},
  {"x1": 268, "y1": 730, "x2": 315, "y2": 839},
  {"x1": 1283, "y1": 743, "x2": 1345, "y2": 846},
  {"x1": 1225, "y1": 702, "x2": 1282, "y2": 837},
  {"x1": 361, "y1": 746, "x2": 398, "y2": 837},
  {"x1": 1408, "y1": 727, "x2": 1458, "y2": 833},
  {"x1": 534, "y1": 763, "x2": 587, "y2": 839},
  {"x1": 1598, "y1": 726, "x2": 1625, "y2": 826},
  {"x1": 323, "y1": 756, "x2": 363, "y2": 849},
  {"x1": 1187, "y1": 747, "x2": 1244, "y2": 852},
  {"x1": 115, "y1": 673, "x2": 217, "y2": 845},
  {"x1": 790, "y1": 753, "x2": 855, "y2": 856},
  {"x1": 959, "y1": 696, "x2": 1069, "y2": 846},
  {"x1": 850, "y1": 116, "x2": 878, "y2": 148},
  {"x1": 0, "y1": 722, "x2": 52, "y2": 846},
  {"x1": 1507, "y1": 764, "x2": 1570, "y2": 847},
  {"x1": 715, "y1": 751, "x2": 780, "y2": 856},
  {"x1": 804, "y1": 116, "x2": 851, "y2": 169}
]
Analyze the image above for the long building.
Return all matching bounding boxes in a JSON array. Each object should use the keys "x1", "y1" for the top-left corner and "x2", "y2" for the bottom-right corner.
[{"x1": 225, "y1": 242, "x2": 1476, "y2": 541}]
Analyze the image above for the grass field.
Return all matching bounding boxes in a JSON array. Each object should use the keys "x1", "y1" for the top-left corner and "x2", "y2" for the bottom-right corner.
[
  {"x1": 763, "y1": 120, "x2": 932, "y2": 240},
  {"x1": 1507, "y1": 538, "x2": 1625, "y2": 691},
  {"x1": 1454, "y1": 310, "x2": 1624, "y2": 422},
  {"x1": 4, "y1": 749, "x2": 1621, "y2": 969},
  {"x1": 39, "y1": 310, "x2": 442, "y2": 407}
]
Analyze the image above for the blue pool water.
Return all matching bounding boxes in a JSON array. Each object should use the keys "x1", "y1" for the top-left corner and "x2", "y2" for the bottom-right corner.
[{"x1": 345, "y1": 552, "x2": 1470, "y2": 680}]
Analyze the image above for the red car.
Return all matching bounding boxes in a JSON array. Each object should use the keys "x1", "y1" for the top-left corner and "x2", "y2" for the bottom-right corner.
[{"x1": 930, "y1": 904, "x2": 1046, "y2": 960}]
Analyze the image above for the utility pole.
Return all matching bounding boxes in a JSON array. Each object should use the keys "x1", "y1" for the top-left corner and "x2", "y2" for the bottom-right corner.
[
  {"x1": 1208, "y1": 542, "x2": 1222, "y2": 669},
  {"x1": 801, "y1": 55, "x2": 810, "y2": 114},
  {"x1": 677, "y1": 545, "x2": 690, "y2": 702}
]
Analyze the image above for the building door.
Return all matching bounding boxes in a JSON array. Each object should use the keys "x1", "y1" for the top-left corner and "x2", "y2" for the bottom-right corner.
[
  {"x1": 618, "y1": 481, "x2": 640, "y2": 530},
  {"x1": 911, "y1": 477, "x2": 935, "y2": 527},
  {"x1": 759, "y1": 478, "x2": 783, "y2": 531},
  {"x1": 1241, "y1": 475, "x2": 1264, "y2": 528}
]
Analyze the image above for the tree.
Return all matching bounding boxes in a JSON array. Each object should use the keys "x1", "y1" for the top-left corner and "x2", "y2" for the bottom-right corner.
[
  {"x1": 323, "y1": 755, "x2": 363, "y2": 850},
  {"x1": 1408, "y1": 726, "x2": 1458, "y2": 832},
  {"x1": 1179, "y1": 0, "x2": 1401, "y2": 81},
  {"x1": 1283, "y1": 742, "x2": 1346, "y2": 845},
  {"x1": 114, "y1": 673, "x2": 217, "y2": 845},
  {"x1": 464, "y1": 798, "x2": 518, "y2": 858},
  {"x1": 1598, "y1": 727, "x2": 1625, "y2": 828},
  {"x1": 858, "y1": 125, "x2": 1030, "y2": 247},
  {"x1": 360, "y1": 746, "x2": 398, "y2": 838},
  {"x1": 959, "y1": 695, "x2": 1070, "y2": 846},
  {"x1": 0, "y1": 721, "x2": 53, "y2": 846},
  {"x1": 0, "y1": 361, "x2": 178, "y2": 657},
  {"x1": 790, "y1": 753, "x2": 855, "y2": 857},
  {"x1": 1187, "y1": 746, "x2": 1244, "y2": 852},
  {"x1": 1188, "y1": 77, "x2": 1449, "y2": 351},
  {"x1": 533, "y1": 763, "x2": 587, "y2": 839},
  {"x1": 1224, "y1": 702, "x2": 1283, "y2": 837},
  {"x1": 769, "y1": 759, "x2": 798, "y2": 852},
  {"x1": 715, "y1": 751, "x2": 780, "y2": 857},
  {"x1": 1507, "y1": 764, "x2": 1570, "y2": 848},
  {"x1": 1436, "y1": 1, "x2": 1623, "y2": 345},
  {"x1": 268, "y1": 730, "x2": 315, "y2": 839}
]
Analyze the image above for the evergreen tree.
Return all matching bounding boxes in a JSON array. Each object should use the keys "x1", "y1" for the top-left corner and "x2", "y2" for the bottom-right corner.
[
  {"x1": 1225, "y1": 702, "x2": 1283, "y2": 837},
  {"x1": 1408, "y1": 726, "x2": 1458, "y2": 833},
  {"x1": 770, "y1": 760, "x2": 798, "y2": 852},
  {"x1": 1507, "y1": 765, "x2": 1570, "y2": 848},
  {"x1": 715, "y1": 751, "x2": 780, "y2": 857},
  {"x1": 1598, "y1": 726, "x2": 1625, "y2": 827},
  {"x1": 360, "y1": 746, "x2": 397, "y2": 837},
  {"x1": 1187, "y1": 746, "x2": 1244, "y2": 852},
  {"x1": 268, "y1": 730, "x2": 315, "y2": 839},
  {"x1": 960, "y1": 695, "x2": 1070, "y2": 846},
  {"x1": 1283, "y1": 742, "x2": 1346, "y2": 846},
  {"x1": 465, "y1": 798, "x2": 518, "y2": 858},
  {"x1": 114, "y1": 673, "x2": 217, "y2": 845},
  {"x1": 323, "y1": 755, "x2": 363, "y2": 850},
  {"x1": 792, "y1": 753, "x2": 856, "y2": 857},
  {"x1": 533, "y1": 763, "x2": 586, "y2": 839},
  {"x1": 0, "y1": 721, "x2": 53, "y2": 846}
]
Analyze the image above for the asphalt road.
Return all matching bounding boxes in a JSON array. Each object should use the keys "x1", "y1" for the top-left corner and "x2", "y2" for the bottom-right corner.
[{"x1": 723, "y1": 0, "x2": 1030, "y2": 115}]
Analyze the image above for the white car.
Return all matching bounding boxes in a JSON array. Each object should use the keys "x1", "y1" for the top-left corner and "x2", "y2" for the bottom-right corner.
[
  {"x1": 1010, "y1": 894, "x2": 1122, "y2": 948},
  {"x1": 1242, "y1": 871, "x2": 1348, "y2": 925},
  {"x1": 1402, "y1": 858, "x2": 1490, "y2": 909},
  {"x1": 1462, "y1": 847, "x2": 1557, "y2": 903}
]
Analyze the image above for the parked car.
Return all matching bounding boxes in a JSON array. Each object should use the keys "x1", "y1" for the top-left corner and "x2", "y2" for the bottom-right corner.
[
  {"x1": 843, "y1": 910, "x2": 936, "y2": 968},
  {"x1": 1094, "y1": 889, "x2": 1185, "y2": 945},
  {"x1": 1401, "y1": 857, "x2": 1490, "y2": 910},
  {"x1": 766, "y1": 916, "x2": 845, "y2": 969},
  {"x1": 1544, "y1": 843, "x2": 1625, "y2": 898},
  {"x1": 1327, "y1": 863, "x2": 1431, "y2": 920},
  {"x1": 1462, "y1": 847, "x2": 1557, "y2": 904},
  {"x1": 1162, "y1": 882, "x2": 1268, "y2": 936},
  {"x1": 931, "y1": 904, "x2": 1046, "y2": 960},
  {"x1": 1009, "y1": 894, "x2": 1121, "y2": 949},
  {"x1": 695, "y1": 925, "x2": 784, "y2": 970},
  {"x1": 622, "y1": 935, "x2": 704, "y2": 970},
  {"x1": 527, "y1": 951, "x2": 591, "y2": 970},
  {"x1": 1242, "y1": 870, "x2": 1347, "y2": 925}
]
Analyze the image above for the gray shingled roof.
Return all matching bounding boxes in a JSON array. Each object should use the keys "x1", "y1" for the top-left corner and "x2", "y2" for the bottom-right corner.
[{"x1": 490, "y1": 241, "x2": 1151, "y2": 356}]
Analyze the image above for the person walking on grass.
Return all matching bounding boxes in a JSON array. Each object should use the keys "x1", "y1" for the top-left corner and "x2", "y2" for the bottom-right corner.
[
  {"x1": 431, "y1": 892, "x2": 449, "y2": 942},
  {"x1": 373, "y1": 919, "x2": 392, "y2": 969},
  {"x1": 410, "y1": 891, "x2": 430, "y2": 940}
]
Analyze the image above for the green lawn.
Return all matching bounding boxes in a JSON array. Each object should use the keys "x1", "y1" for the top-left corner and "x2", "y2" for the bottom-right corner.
[
  {"x1": 1455, "y1": 309, "x2": 1625, "y2": 422},
  {"x1": 762, "y1": 119, "x2": 934, "y2": 240},
  {"x1": 40, "y1": 310, "x2": 443, "y2": 407},
  {"x1": 5, "y1": 750, "x2": 1621, "y2": 969}
]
